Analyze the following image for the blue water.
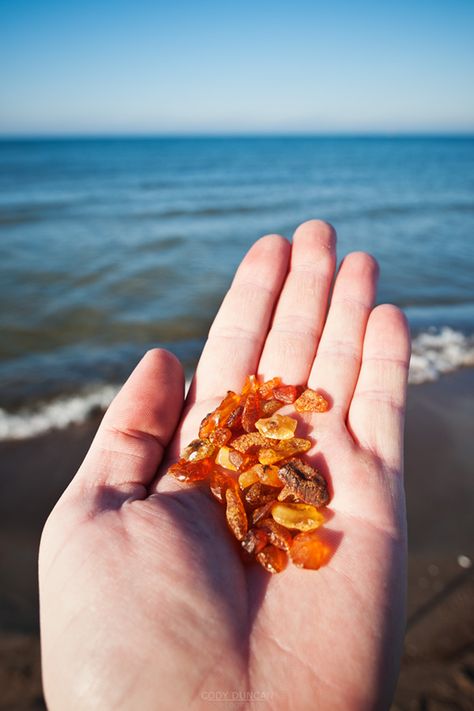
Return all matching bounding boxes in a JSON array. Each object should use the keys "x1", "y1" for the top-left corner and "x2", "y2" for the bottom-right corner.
[{"x1": 1, "y1": 136, "x2": 473, "y2": 410}]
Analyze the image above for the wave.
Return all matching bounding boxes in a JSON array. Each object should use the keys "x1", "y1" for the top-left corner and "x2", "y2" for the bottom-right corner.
[{"x1": 0, "y1": 329, "x2": 473, "y2": 440}]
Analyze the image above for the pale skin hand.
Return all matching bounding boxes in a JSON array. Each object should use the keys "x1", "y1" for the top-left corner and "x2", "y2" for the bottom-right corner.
[{"x1": 39, "y1": 220, "x2": 411, "y2": 711}]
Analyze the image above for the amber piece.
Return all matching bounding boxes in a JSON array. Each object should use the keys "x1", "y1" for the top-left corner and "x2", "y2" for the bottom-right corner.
[
  {"x1": 215, "y1": 446, "x2": 239, "y2": 471},
  {"x1": 241, "y1": 374, "x2": 259, "y2": 396},
  {"x1": 256, "y1": 545, "x2": 288, "y2": 574},
  {"x1": 256, "y1": 464, "x2": 283, "y2": 488},
  {"x1": 294, "y1": 388, "x2": 329, "y2": 413},
  {"x1": 258, "y1": 377, "x2": 281, "y2": 399},
  {"x1": 261, "y1": 398, "x2": 284, "y2": 416},
  {"x1": 241, "y1": 528, "x2": 268, "y2": 555},
  {"x1": 258, "y1": 438, "x2": 311, "y2": 465},
  {"x1": 168, "y1": 458, "x2": 212, "y2": 483},
  {"x1": 271, "y1": 502, "x2": 324, "y2": 531},
  {"x1": 224, "y1": 405, "x2": 243, "y2": 430},
  {"x1": 231, "y1": 431, "x2": 268, "y2": 453},
  {"x1": 242, "y1": 392, "x2": 262, "y2": 432},
  {"x1": 238, "y1": 466, "x2": 261, "y2": 490},
  {"x1": 181, "y1": 438, "x2": 215, "y2": 462},
  {"x1": 257, "y1": 518, "x2": 293, "y2": 552},
  {"x1": 199, "y1": 390, "x2": 241, "y2": 438},
  {"x1": 244, "y1": 482, "x2": 279, "y2": 508},
  {"x1": 251, "y1": 500, "x2": 275, "y2": 525},
  {"x1": 278, "y1": 458, "x2": 329, "y2": 507},
  {"x1": 290, "y1": 530, "x2": 332, "y2": 569},
  {"x1": 255, "y1": 414, "x2": 297, "y2": 440},
  {"x1": 225, "y1": 487, "x2": 248, "y2": 540},
  {"x1": 209, "y1": 427, "x2": 232, "y2": 447},
  {"x1": 273, "y1": 384, "x2": 299, "y2": 404},
  {"x1": 209, "y1": 469, "x2": 238, "y2": 503},
  {"x1": 277, "y1": 485, "x2": 298, "y2": 502}
]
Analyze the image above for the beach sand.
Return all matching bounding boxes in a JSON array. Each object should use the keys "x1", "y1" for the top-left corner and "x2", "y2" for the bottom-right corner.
[{"x1": 0, "y1": 370, "x2": 473, "y2": 710}]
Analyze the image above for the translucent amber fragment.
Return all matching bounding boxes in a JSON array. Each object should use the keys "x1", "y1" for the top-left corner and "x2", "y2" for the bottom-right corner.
[
  {"x1": 168, "y1": 458, "x2": 212, "y2": 483},
  {"x1": 238, "y1": 466, "x2": 261, "y2": 490},
  {"x1": 256, "y1": 464, "x2": 283, "y2": 488},
  {"x1": 271, "y1": 502, "x2": 324, "y2": 531},
  {"x1": 252, "y1": 500, "x2": 275, "y2": 525},
  {"x1": 273, "y1": 384, "x2": 298, "y2": 404},
  {"x1": 199, "y1": 391, "x2": 241, "y2": 438},
  {"x1": 294, "y1": 388, "x2": 329, "y2": 413},
  {"x1": 256, "y1": 545, "x2": 288, "y2": 574},
  {"x1": 258, "y1": 377, "x2": 281, "y2": 399},
  {"x1": 209, "y1": 427, "x2": 232, "y2": 447},
  {"x1": 244, "y1": 482, "x2": 279, "y2": 508},
  {"x1": 255, "y1": 414, "x2": 297, "y2": 440},
  {"x1": 231, "y1": 432, "x2": 268, "y2": 453},
  {"x1": 225, "y1": 487, "x2": 248, "y2": 540},
  {"x1": 181, "y1": 438, "x2": 215, "y2": 462},
  {"x1": 241, "y1": 374, "x2": 259, "y2": 396},
  {"x1": 209, "y1": 469, "x2": 238, "y2": 503},
  {"x1": 242, "y1": 392, "x2": 262, "y2": 432},
  {"x1": 290, "y1": 530, "x2": 332, "y2": 569},
  {"x1": 215, "y1": 446, "x2": 239, "y2": 471},
  {"x1": 258, "y1": 438, "x2": 311, "y2": 465},
  {"x1": 278, "y1": 458, "x2": 329, "y2": 507},
  {"x1": 224, "y1": 405, "x2": 243, "y2": 430},
  {"x1": 257, "y1": 518, "x2": 293, "y2": 552},
  {"x1": 241, "y1": 528, "x2": 268, "y2": 555},
  {"x1": 261, "y1": 398, "x2": 284, "y2": 416}
]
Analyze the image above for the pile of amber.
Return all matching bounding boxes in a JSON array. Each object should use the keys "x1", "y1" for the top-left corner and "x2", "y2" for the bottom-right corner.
[{"x1": 168, "y1": 376, "x2": 332, "y2": 574}]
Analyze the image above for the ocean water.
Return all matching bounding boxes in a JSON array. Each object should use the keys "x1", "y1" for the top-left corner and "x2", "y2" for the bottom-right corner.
[{"x1": 1, "y1": 136, "x2": 473, "y2": 439}]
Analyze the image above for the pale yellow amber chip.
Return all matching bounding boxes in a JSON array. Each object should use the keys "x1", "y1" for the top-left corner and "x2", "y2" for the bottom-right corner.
[
  {"x1": 255, "y1": 414, "x2": 297, "y2": 440},
  {"x1": 238, "y1": 466, "x2": 261, "y2": 489},
  {"x1": 215, "y1": 446, "x2": 239, "y2": 471},
  {"x1": 271, "y1": 502, "x2": 324, "y2": 531}
]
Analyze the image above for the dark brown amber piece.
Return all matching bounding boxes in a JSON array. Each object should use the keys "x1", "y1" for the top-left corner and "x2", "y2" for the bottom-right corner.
[
  {"x1": 241, "y1": 528, "x2": 268, "y2": 555},
  {"x1": 244, "y1": 482, "x2": 279, "y2": 508},
  {"x1": 278, "y1": 458, "x2": 329, "y2": 507},
  {"x1": 209, "y1": 427, "x2": 232, "y2": 447},
  {"x1": 209, "y1": 469, "x2": 238, "y2": 503},
  {"x1": 258, "y1": 377, "x2": 282, "y2": 399},
  {"x1": 242, "y1": 392, "x2": 262, "y2": 433},
  {"x1": 256, "y1": 545, "x2": 288, "y2": 574},
  {"x1": 251, "y1": 500, "x2": 275, "y2": 525},
  {"x1": 273, "y1": 384, "x2": 298, "y2": 404},
  {"x1": 294, "y1": 388, "x2": 329, "y2": 413},
  {"x1": 168, "y1": 458, "x2": 212, "y2": 483},
  {"x1": 290, "y1": 530, "x2": 332, "y2": 569},
  {"x1": 225, "y1": 487, "x2": 248, "y2": 540},
  {"x1": 256, "y1": 518, "x2": 293, "y2": 552}
]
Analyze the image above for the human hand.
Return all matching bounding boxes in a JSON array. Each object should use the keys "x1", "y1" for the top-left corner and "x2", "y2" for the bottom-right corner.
[{"x1": 39, "y1": 220, "x2": 410, "y2": 710}]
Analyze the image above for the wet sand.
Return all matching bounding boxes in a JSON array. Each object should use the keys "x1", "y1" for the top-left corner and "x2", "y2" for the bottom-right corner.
[{"x1": 0, "y1": 370, "x2": 473, "y2": 710}]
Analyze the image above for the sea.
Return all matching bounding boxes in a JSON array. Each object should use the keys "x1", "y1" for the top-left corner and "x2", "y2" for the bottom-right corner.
[{"x1": 1, "y1": 136, "x2": 473, "y2": 439}]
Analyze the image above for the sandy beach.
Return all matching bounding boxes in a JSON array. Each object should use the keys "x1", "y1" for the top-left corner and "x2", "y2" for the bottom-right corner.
[{"x1": 0, "y1": 369, "x2": 473, "y2": 710}]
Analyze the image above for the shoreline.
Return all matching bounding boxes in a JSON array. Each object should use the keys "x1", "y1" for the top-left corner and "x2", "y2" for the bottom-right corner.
[{"x1": 1, "y1": 369, "x2": 473, "y2": 709}]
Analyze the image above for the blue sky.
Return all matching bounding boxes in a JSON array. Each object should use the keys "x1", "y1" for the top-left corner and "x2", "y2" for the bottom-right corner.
[{"x1": 1, "y1": 0, "x2": 473, "y2": 135}]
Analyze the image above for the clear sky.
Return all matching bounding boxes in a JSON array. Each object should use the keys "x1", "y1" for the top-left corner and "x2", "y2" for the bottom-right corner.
[{"x1": 1, "y1": 0, "x2": 473, "y2": 135}]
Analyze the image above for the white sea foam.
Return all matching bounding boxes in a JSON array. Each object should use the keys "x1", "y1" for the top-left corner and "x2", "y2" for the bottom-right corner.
[
  {"x1": 0, "y1": 329, "x2": 473, "y2": 441},
  {"x1": 409, "y1": 327, "x2": 474, "y2": 384}
]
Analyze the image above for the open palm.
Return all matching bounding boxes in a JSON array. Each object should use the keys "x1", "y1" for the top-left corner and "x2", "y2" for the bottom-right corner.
[{"x1": 40, "y1": 220, "x2": 410, "y2": 711}]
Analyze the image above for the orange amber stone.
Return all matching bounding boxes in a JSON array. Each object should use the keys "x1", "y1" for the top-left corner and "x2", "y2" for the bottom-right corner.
[
  {"x1": 238, "y1": 466, "x2": 261, "y2": 490},
  {"x1": 181, "y1": 438, "x2": 215, "y2": 462},
  {"x1": 256, "y1": 545, "x2": 288, "y2": 574},
  {"x1": 168, "y1": 458, "x2": 212, "y2": 483},
  {"x1": 273, "y1": 384, "x2": 299, "y2": 404},
  {"x1": 199, "y1": 391, "x2": 241, "y2": 438},
  {"x1": 244, "y1": 481, "x2": 279, "y2": 508},
  {"x1": 255, "y1": 414, "x2": 297, "y2": 440},
  {"x1": 209, "y1": 469, "x2": 238, "y2": 503},
  {"x1": 231, "y1": 431, "x2": 268, "y2": 453},
  {"x1": 258, "y1": 437, "x2": 311, "y2": 465},
  {"x1": 242, "y1": 392, "x2": 262, "y2": 432},
  {"x1": 209, "y1": 427, "x2": 232, "y2": 447},
  {"x1": 251, "y1": 500, "x2": 275, "y2": 525},
  {"x1": 256, "y1": 464, "x2": 283, "y2": 488},
  {"x1": 257, "y1": 518, "x2": 293, "y2": 552},
  {"x1": 294, "y1": 388, "x2": 329, "y2": 413},
  {"x1": 215, "y1": 446, "x2": 239, "y2": 471},
  {"x1": 241, "y1": 374, "x2": 259, "y2": 396},
  {"x1": 290, "y1": 530, "x2": 332, "y2": 569},
  {"x1": 241, "y1": 528, "x2": 268, "y2": 556},
  {"x1": 258, "y1": 377, "x2": 282, "y2": 399},
  {"x1": 260, "y1": 398, "x2": 284, "y2": 416},
  {"x1": 225, "y1": 487, "x2": 248, "y2": 540},
  {"x1": 271, "y1": 502, "x2": 324, "y2": 531}
]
